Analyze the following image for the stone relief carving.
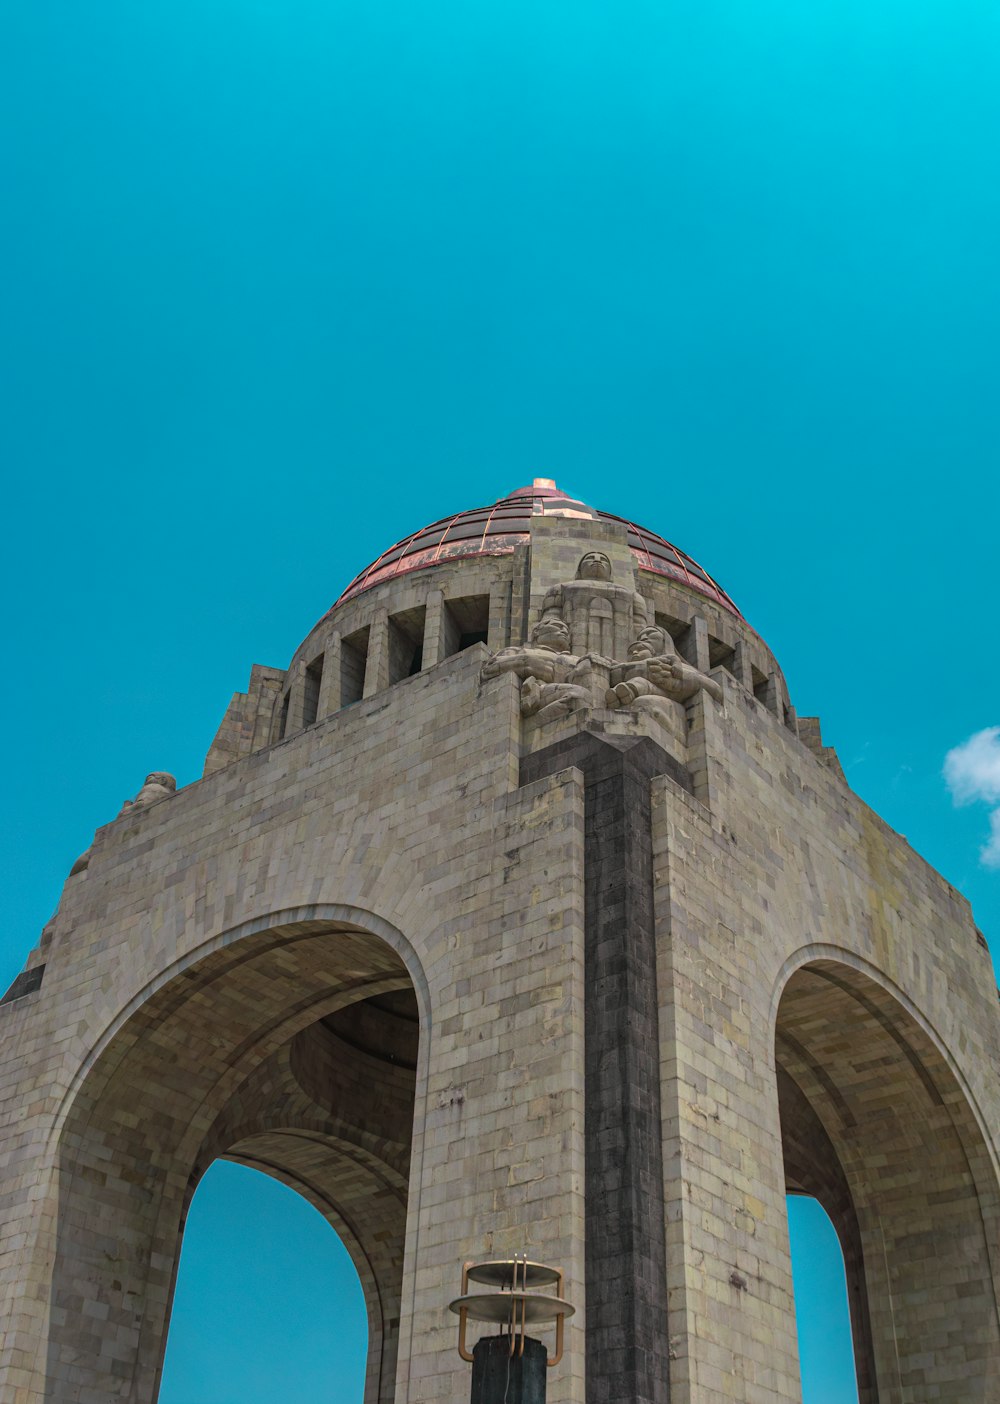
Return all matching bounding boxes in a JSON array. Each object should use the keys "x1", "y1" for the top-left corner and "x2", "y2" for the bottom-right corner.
[
  {"x1": 540, "y1": 552, "x2": 648, "y2": 660},
  {"x1": 480, "y1": 618, "x2": 602, "y2": 721},
  {"x1": 606, "y1": 624, "x2": 722, "y2": 719},
  {"x1": 68, "y1": 847, "x2": 93, "y2": 877},
  {"x1": 70, "y1": 772, "x2": 178, "y2": 876},
  {"x1": 481, "y1": 552, "x2": 726, "y2": 727},
  {"x1": 118, "y1": 772, "x2": 177, "y2": 817}
]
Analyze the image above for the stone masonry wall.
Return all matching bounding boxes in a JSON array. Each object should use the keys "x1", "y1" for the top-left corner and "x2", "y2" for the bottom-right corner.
[
  {"x1": 653, "y1": 676, "x2": 1000, "y2": 1404},
  {"x1": 1, "y1": 521, "x2": 998, "y2": 1404},
  {"x1": 0, "y1": 651, "x2": 587, "y2": 1404}
]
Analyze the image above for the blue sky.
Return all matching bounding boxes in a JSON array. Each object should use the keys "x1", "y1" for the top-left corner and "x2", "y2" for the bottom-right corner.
[{"x1": 2, "y1": 1, "x2": 998, "y2": 1400}]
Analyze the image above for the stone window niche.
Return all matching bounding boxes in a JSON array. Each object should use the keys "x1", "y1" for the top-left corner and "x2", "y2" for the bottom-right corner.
[
  {"x1": 654, "y1": 611, "x2": 694, "y2": 664},
  {"x1": 277, "y1": 691, "x2": 290, "y2": 741},
  {"x1": 752, "y1": 664, "x2": 775, "y2": 711},
  {"x1": 708, "y1": 634, "x2": 737, "y2": 678},
  {"x1": 388, "y1": 607, "x2": 426, "y2": 684},
  {"x1": 442, "y1": 595, "x2": 490, "y2": 657},
  {"x1": 302, "y1": 655, "x2": 324, "y2": 728},
  {"x1": 341, "y1": 627, "x2": 370, "y2": 706}
]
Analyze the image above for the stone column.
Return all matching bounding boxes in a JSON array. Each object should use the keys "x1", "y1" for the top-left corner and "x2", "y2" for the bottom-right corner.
[
  {"x1": 422, "y1": 590, "x2": 447, "y2": 669},
  {"x1": 270, "y1": 690, "x2": 289, "y2": 744},
  {"x1": 285, "y1": 661, "x2": 308, "y2": 734},
  {"x1": 487, "y1": 579, "x2": 511, "y2": 652},
  {"x1": 0, "y1": 1025, "x2": 63, "y2": 1404},
  {"x1": 687, "y1": 615, "x2": 711, "y2": 674},
  {"x1": 732, "y1": 640, "x2": 753, "y2": 693},
  {"x1": 510, "y1": 544, "x2": 531, "y2": 645},
  {"x1": 365, "y1": 608, "x2": 390, "y2": 698},
  {"x1": 317, "y1": 633, "x2": 342, "y2": 719},
  {"x1": 394, "y1": 758, "x2": 587, "y2": 1404},
  {"x1": 762, "y1": 670, "x2": 781, "y2": 717},
  {"x1": 522, "y1": 731, "x2": 692, "y2": 1404},
  {"x1": 652, "y1": 774, "x2": 802, "y2": 1404}
]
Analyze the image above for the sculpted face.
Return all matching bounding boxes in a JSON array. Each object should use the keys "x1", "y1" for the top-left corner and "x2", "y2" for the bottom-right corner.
[
  {"x1": 577, "y1": 551, "x2": 612, "y2": 582},
  {"x1": 627, "y1": 626, "x2": 669, "y2": 661},
  {"x1": 532, "y1": 618, "x2": 572, "y2": 652},
  {"x1": 144, "y1": 772, "x2": 176, "y2": 791}
]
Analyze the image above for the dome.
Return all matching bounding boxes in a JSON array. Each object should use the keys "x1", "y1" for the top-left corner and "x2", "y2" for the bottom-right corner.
[{"x1": 335, "y1": 478, "x2": 741, "y2": 617}]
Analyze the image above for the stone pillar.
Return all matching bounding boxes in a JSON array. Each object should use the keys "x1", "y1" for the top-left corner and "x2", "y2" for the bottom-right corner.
[
  {"x1": 510, "y1": 544, "x2": 531, "y2": 645},
  {"x1": 394, "y1": 760, "x2": 587, "y2": 1404},
  {"x1": 522, "y1": 732, "x2": 690, "y2": 1404},
  {"x1": 687, "y1": 615, "x2": 711, "y2": 674},
  {"x1": 422, "y1": 590, "x2": 447, "y2": 669},
  {"x1": 365, "y1": 608, "x2": 390, "y2": 698},
  {"x1": 248, "y1": 668, "x2": 283, "y2": 752},
  {"x1": 732, "y1": 640, "x2": 753, "y2": 692},
  {"x1": 763, "y1": 670, "x2": 781, "y2": 717},
  {"x1": 0, "y1": 1034, "x2": 62, "y2": 1404},
  {"x1": 652, "y1": 776, "x2": 802, "y2": 1404},
  {"x1": 317, "y1": 633, "x2": 341, "y2": 718},
  {"x1": 270, "y1": 690, "x2": 289, "y2": 744},
  {"x1": 487, "y1": 579, "x2": 510, "y2": 652},
  {"x1": 285, "y1": 661, "x2": 308, "y2": 734}
]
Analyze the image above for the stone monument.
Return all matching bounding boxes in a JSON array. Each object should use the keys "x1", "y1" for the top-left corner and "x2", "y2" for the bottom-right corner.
[{"x1": 1, "y1": 477, "x2": 998, "y2": 1404}]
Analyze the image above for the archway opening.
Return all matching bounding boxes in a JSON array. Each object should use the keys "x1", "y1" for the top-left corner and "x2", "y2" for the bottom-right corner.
[
  {"x1": 46, "y1": 918, "x2": 422, "y2": 1404},
  {"x1": 787, "y1": 1193, "x2": 859, "y2": 1404},
  {"x1": 159, "y1": 1160, "x2": 368, "y2": 1403},
  {"x1": 775, "y1": 958, "x2": 1000, "y2": 1403}
]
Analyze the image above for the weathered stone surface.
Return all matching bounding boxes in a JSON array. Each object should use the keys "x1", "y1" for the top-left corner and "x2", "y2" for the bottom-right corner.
[
  {"x1": 0, "y1": 481, "x2": 997, "y2": 1404},
  {"x1": 523, "y1": 731, "x2": 673, "y2": 1404}
]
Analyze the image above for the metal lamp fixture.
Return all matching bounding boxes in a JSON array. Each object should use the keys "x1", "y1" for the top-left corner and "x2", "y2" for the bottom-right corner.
[{"x1": 449, "y1": 1256, "x2": 574, "y2": 1403}]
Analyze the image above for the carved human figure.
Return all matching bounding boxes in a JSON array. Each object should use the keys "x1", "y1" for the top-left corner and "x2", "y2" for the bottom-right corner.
[
  {"x1": 73, "y1": 772, "x2": 178, "y2": 875},
  {"x1": 480, "y1": 618, "x2": 603, "y2": 721},
  {"x1": 606, "y1": 625, "x2": 723, "y2": 718},
  {"x1": 540, "y1": 552, "x2": 648, "y2": 660},
  {"x1": 68, "y1": 847, "x2": 92, "y2": 877},
  {"x1": 117, "y1": 771, "x2": 178, "y2": 818}
]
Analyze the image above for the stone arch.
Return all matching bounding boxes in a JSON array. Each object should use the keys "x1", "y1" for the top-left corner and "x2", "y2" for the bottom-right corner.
[
  {"x1": 44, "y1": 911, "x2": 427, "y2": 1404},
  {"x1": 773, "y1": 952, "x2": 1000, "y2": 1403}
]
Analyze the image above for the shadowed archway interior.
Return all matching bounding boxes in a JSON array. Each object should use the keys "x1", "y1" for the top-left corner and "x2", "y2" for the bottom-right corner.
[
  {"x1": 47, "y1": 921, "x2": 420, "y2": 1404},
  {"x1": 775, "y1": 960, "x2": 1000, "y2": 1404}
]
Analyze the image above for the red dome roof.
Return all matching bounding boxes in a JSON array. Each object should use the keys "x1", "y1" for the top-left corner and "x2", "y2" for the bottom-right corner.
[{"x1": 334, "y1": 479, "x2": 741, "y2": 617}]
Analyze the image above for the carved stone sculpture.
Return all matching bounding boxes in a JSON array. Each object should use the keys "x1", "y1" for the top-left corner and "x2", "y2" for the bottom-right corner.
[
  {"x1": 117, "y1": 772, "x2": 178, "y2": 818},
  {"x1": 68, "y1": 848, "x2": 92, "y2": 877},
  {"x1": 540, "y1": 552, "x2": 648, "y2": 659},
  {"x1": 481, "y1": 618, "x2": 603, "y2": 722},
  {"x1": 606, "y1": 625, "x2": 723, "y2": 718},
  {"x1": 70, "y1": 773, "x2": 178, "y2": 877}
]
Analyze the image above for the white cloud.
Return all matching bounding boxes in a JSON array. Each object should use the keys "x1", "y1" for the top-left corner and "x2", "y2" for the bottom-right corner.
[
  {"x1": 944, "y1": 727, "x2": 1000, "y2": 806},
  {"x1": 944, "y1": 727, "x2": 1000, "y2": 870},
  {"x1": 983, "y1": 810, "x2": 1000, "y2": 871}
]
